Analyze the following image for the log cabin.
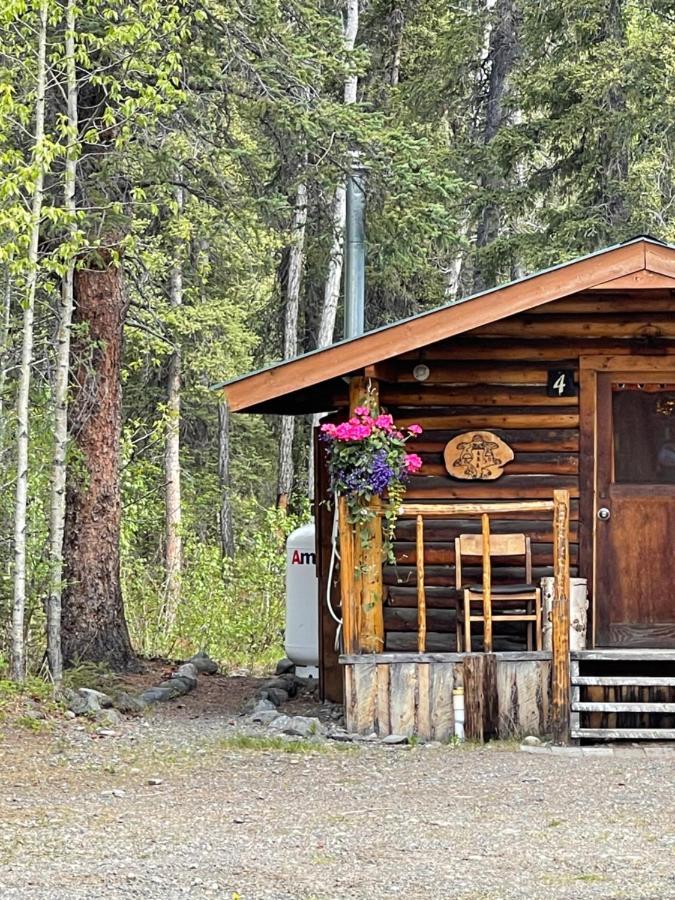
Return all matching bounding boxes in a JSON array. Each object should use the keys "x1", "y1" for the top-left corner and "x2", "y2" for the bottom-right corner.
[{"x1": 221, "y1": 235, "x2": 675, "y2": 744}]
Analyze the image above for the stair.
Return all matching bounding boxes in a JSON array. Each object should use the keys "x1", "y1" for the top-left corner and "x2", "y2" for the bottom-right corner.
[{"x1": 571, "y1": 649, "x2": 675, "y2": 741}]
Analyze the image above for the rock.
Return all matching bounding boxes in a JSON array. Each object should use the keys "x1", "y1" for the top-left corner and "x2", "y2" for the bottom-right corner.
[
  {"x1": 172, "y1": 663, "x2": 198, "y2": 690},
  {"x1": 327, "y1": 729, "x2": 355, "y2": 743},
  {"x1": 63, "y1": 688, "x2": 96, "y2": 716},
  {"x1": 275, "y1": 657, "x2": 295, "y2": 675},
  {"x1": 95, "y1": 708, "x2": 123, "y2": 727},
  {"x1": 522, "y1": 735, "x2": 542, "y2": 747},
  {"x1": 188, "y1": 651, "x2": 218, "y2": 675},
  {"x1": 249, "y1": 709, "x2": 280, "y2": 725},
  {"x1": 79, "y1": 688, "x2": 112, "y2": 709},
  {"x1": 101, "y1": 789, "x2": 125, "y2": 799},
  {"x1": 139, "y1": 686, "x2": 175, "y2": 704},
  {"x1": 112, "y1": 692, "x2": 146, "y2": 715},
  {"x1": 147, "y1": 777, "x2": 163, "y2": 786},
  {"x1": 382, "y1": 734, "x2": 409, "y2": 745},
  {"x1": 269, "y1": 715, "x2": 325, "y2": 738},
  {"x1": 253, "y1": 698, "x2": 277, "y2": 712},
  {"x1": 261, "y1": 677, "x2": 296, "y2": 695},
  {"x1": 64, "y1": 710, "x2": 76, "y2": 720},
  {"x1": 267, "y1": 688, "x2": 290, "y2": 706}
]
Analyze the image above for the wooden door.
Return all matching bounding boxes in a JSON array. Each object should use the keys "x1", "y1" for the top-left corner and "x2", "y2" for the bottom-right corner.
[{"x1": 595, "y1": 373, "x2": 675, "y2": 648}]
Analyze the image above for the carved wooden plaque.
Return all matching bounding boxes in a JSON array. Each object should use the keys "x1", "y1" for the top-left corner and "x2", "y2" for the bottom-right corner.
[{"x1": 443, "y1": 431, "x2": 514, "y2": 480}]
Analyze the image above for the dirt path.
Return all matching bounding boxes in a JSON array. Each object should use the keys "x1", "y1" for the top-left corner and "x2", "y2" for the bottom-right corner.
[{"x1": 1, "y1": 672, "x2": 673, "y2": 900}]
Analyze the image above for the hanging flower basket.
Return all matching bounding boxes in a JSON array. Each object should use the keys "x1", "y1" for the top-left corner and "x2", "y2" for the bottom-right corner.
[{"x1": 320, "y1": 407, "x2": 423, "y2": 561}]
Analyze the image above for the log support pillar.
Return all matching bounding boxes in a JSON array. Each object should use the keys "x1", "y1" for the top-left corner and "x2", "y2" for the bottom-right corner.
[
  {"x1": 551, "y1": 489, "x2": 571, "y2": 744},
  {"x1": 338, "y1": 375, "x2": 385, "y2": 655}
]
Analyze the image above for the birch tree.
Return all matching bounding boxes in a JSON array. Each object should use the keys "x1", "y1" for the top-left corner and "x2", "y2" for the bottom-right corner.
[
  {"x1": 11, "y1": 0, "x2": 49, "y2": 682},
  {"x1": 164, "y1": 183, "x2": 184, "y2": 626},
  {"x1": 276, "y1": 176, "x2": 307, "y2": 509},
  {"x1": 46, "y1": 0, "x2": 78, "y2": 684},
  {"x1": 316, "y1": 0, "x2": 360, "y2": 353}
]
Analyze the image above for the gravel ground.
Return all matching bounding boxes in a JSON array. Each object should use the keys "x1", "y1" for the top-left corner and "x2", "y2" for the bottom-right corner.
[{"x1": 1, "y1": 671, "x2": 674, "y2": 900}]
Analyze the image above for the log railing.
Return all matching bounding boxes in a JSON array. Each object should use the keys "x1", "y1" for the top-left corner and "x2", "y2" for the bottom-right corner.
[{"x1": 339, "y1": 492, "x2": 572, "y2": 744}]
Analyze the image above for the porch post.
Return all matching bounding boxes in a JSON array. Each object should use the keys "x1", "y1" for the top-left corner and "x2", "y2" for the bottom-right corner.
[
  {"x1": 551, "y1": 489, "x2": 571, "y2": 744},
  {"x1": 338, "y1": 376, "x2": 384, "y2": 655}
]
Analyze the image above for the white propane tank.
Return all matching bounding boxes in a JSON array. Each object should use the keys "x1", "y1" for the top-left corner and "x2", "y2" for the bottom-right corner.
[{"x1": 285, "y1": 521, "x2": 319, "y2": 678}]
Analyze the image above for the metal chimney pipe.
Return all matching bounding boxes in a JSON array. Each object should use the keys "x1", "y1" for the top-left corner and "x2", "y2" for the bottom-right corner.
[{"x1": 344, "y1": 158, "x2": 366, "y2": 339}]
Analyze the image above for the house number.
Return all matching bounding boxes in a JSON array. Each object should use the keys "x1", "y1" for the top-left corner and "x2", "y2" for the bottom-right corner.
[{"x1": 547, "y1": 369, "x2": 577, "y2": 398}]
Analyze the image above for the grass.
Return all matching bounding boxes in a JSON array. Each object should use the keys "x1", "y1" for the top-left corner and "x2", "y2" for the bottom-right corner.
[{"x1": 217, "y1": 734, "x2": 356, "y2": 754}]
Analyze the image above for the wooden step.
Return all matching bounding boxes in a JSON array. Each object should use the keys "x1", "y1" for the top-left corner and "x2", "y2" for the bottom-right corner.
[
  {"x1": 571, "y1": 728, "x2": 675, "y2": 740},
  {"x1": 571, "y1": 649, "x2": 675, "y2": 661},
  {"x1": 572, "y1": 675, "x2": 675, "y2": 687},
  {"x1": 572, "y1": 702, "x2": 675, "y2": 713}
]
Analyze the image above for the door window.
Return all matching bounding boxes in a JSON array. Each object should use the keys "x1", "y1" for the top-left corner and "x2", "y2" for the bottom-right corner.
[{"x1": 612, "y1": 383, "x2": 675, "y2": 484}]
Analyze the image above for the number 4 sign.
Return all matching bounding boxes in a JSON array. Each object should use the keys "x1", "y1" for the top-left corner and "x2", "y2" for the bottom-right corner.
[{"x1": 547, "y1": 369, "x2": 577, "y2": 397}]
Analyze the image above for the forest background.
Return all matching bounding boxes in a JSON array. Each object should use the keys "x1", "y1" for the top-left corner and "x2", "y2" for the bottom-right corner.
[{"x1": 1, "y1": 0, "x2": 674, "y2": 680}]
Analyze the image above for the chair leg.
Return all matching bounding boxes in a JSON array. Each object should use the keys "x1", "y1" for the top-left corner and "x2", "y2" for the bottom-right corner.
[
  {"x1": 535, "y1": 589, "x2": 542, "y2": 651},
  {"x1": 455, "y1": 607, "x2": 462, "y2": 652},
  {"x1": 464, "y1": 591, "x2": 472, "y2": 653},
  {"x1": 527, "y1": 614, "x2": 533, "y2": 651}
]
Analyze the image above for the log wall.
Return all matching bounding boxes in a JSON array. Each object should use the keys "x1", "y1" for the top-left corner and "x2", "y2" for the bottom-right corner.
[{"x1": 319, "y1": 289, "x2": 675, "y2": 697}]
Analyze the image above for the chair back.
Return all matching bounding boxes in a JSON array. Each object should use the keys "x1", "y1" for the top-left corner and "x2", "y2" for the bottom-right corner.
[{"x1": 454, "y1": 533, "x2": 532, "y2": 589}]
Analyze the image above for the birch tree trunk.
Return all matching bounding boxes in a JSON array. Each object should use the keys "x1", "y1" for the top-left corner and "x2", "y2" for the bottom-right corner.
[
  {"x1": 11, "y1": 0, "x2": 49, "y2": 682},
  {"x1": 316, "y1": 0, "x2": 360, "y2": 352},
  {"x1": 0, "y1": 269, "x2": 12, "y2": 456},
  {"x1": 308, "y1": 0, "x2": 361, "y2": 496},
  {"x1": 218, "y1": 400, "x2": 235, "y2": 558},
  {"x1": 61, "y1": 253, "x2": 134, "y2": 669},
  {"x1": 164, "y1": 184, "x2": 183, "y2": 628},
  {"x1": 276, "y1": 177, "x2": 307, "y2": 509},
  {"x1": 47, "y1": 0, "x2": 78, "y2": 684}
]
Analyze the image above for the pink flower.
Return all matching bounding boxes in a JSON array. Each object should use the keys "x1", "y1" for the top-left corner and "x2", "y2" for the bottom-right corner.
[
  {"x1": 353, "y1": 406, "x2": 369, "y2": 417},
  {"x1": 320, "y1": 423, "x2": 337, "y2": 436},
  {"x1": 374, "y1": 414, "x2": 394, "y2": 432},
  {"x1": 404, "y1": 453, "x2": 423, "y2": 473},
  {"x1": 334, "y1": 421, "x2": 372, "y2": 441},
  {"x1": 408, "y1": 424, "x2": 423, "y2": 435}
]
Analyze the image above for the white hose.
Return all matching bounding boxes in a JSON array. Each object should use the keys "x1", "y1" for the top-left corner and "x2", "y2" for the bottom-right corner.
[{"x1": 326, "y1": 491, "x2": 343, "y2": 651}]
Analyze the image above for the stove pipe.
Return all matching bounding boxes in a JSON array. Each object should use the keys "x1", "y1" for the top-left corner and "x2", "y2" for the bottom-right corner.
[{"x1": 344, "y1": 159, "x2": 365, "y2": 340}]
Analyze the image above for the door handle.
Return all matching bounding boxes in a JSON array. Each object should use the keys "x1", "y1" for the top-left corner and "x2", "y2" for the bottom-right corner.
[{"x1": 597, "y1": 507, "x2": 611, "y2": 521}]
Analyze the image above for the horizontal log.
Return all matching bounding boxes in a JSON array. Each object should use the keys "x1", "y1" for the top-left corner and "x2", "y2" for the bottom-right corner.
[
  {"x1": 381, "y1": 386, "x2": 577, "y2": 406},
  {"x1": 393, "y1": 363, "x2": 564, "y2": 385},
  {"x1": 572, "y1": 676, "x2": 675, "y2": 686},
  {"x1": 386, "y1": 632, "x2": 456, "y2": 652},
  {"x1": 384, "y1": 607, "x2": 455, "y2": 632},
  {"x1": 395, "y1": 413, "x2": 580, "y2": 430},
  {"x1": 394, "y1": 541, "x2": 579, "y2": 566},
  {"x1": 340, "y1": 653, "x2": 464, "y2": 664},
  {"x1": 396, "y1": 338, "x2": 675, "y2": 361},
  {"x1": 572, "y1": 648, "x2": 675, "y2": 661},
  {"x1": 571, "y1": 728, "x2": 675, "y2": 739},
  {"x1": 340, "y1": 651, "x2": 552, "y2": 663},
  {"x1": 395, "y1": 518, "x2": 579, "y2": 542},
  {"x1": 384, "y1": 563, "x2": 568, "y2": 587},
  {"x1": 413, "y1": 429, "x2": 580, "y2": 453},
  {"x1": 403, "y1": 475, "x2": 580, "y2": 500},
  {"x1": 385, "y1": 632, "x2": 531, "y2": 652},
  {"x1": 419, "y1": 453, "x2": 579, "y2": 477},
  {"x1": 471, "y1": 314, "x2": 675, "y2": 339},
  {"x1": 572, "y1": 702, "x2": 675, "y2": 713},
  {"x1": 528, "y1": 297, "x2": 675, "y2": 315}
]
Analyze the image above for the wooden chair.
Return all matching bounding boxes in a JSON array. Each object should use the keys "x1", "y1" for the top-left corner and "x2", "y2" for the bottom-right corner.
[{"x1": 455, "y1": 533, "x2": 542, "y2": 653}]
